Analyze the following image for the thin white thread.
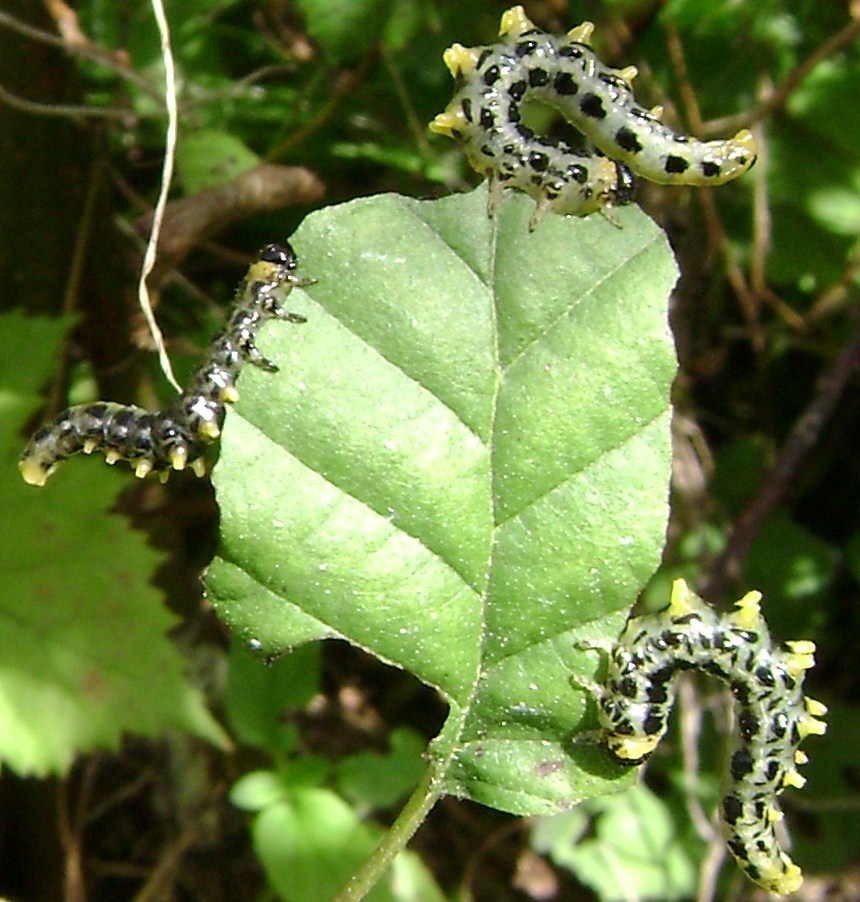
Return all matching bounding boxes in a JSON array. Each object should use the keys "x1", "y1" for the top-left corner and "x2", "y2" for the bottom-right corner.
[{"x1": 138, "y1": 0, "x2": 182, "y2": 392}]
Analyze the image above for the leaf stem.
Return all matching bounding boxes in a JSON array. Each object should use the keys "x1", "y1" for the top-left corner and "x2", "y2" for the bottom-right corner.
[{"x1": 332, "y1": 763, "x2": 443, "y2": 902}]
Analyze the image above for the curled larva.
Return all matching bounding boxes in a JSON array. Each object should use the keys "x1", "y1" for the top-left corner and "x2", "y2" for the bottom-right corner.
[
  {"x1": 430, "y1": 6, "x2": 756, "y2": 224},
  {"x1": 588, "y1": 579, "x2": 825, "y2": 896},
  {"x1": 19, "y1": 243, "x2": 314, "y2": 486}
]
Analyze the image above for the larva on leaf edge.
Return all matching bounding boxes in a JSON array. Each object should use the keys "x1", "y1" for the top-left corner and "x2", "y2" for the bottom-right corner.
[
  {"x1": 20, "y1": 243, "x2": 314, "y2": 486},
  {"x1": 585, "y1": 578, "x2": 825, "y2": 896}
]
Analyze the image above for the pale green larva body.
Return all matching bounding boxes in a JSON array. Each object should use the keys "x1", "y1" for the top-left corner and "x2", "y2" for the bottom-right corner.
[
  {"x1": 591, "y1": 580, "x2": 826, "y2": 896},
  {"x1": 431, "y1": 6, "x2": 757, "y2": 226}
]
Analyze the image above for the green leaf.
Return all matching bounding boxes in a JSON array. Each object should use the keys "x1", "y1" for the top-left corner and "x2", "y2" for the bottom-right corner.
[
  {"x1": 253, "y1": 787, "x2": 445, "y2": 902},
  {"x1": 532, "y1": 785, "x2": 701, "y2": 901},
  {"x1": 0, "y1": 312, "x2": 227, "y2": 776},
  {"x1": 337, "y1": 727, "x2": 426, "y2": 809},
  {"x1": 207, "y1": 184, "x2": 678, "y2": 815},
  {"x1": 177, "y1": 129, "x2": 261, "y2": 195},
  {"x1": 790, "y1": 703, "x2": 860, "y2": 876},
  {"x1": 226, "y1": 641, "x2": 321, "y2": 753},
  {"x1": 294, "y1": 0, "x2": 396, "y2": 63}
]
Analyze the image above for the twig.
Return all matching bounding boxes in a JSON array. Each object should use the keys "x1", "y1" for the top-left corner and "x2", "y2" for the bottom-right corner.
[
  {"x1": 137, "y1": 0, "x2": 181, "y2": 392},
  {"x1": 808, "y1": 245, "x2": 860, "y2": 323},
  {"x1": 0, "y1": 82, "x2": 133, "y2": 119},
  {"x1": 702, "y1": 313, "x2": 860, "y2": 602},
  {"x1": 332, "y1": 764, "x2": 442, "y2": 901},
  {"x1": 664, "y1": 22, "x2": 704, "y2": 134},
  {"x1": 42, "y1": 0, "x2": 88, "y2": 48},
  {"x1": 0, "y1": 8, "x2": 162, "y2": 101},
  {"x1": 697, "y1": 188, "x2": 766, "y2": 354},
  {"x1": 701, "y1": 16, "x2": 860, "y2": 137},
  {"x1": 266, "y1": 46, "x2": 379, "y2": 161}
]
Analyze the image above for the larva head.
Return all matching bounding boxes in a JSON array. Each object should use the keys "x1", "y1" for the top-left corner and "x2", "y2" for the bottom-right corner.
[
  {"x1": 731, "y1": 129, "x2": 758, "y2": 163},
  {"x1": 258, "y1": 242, "x2": 298, "y2": 270},
  {"x1": 499, "y1": 6, "x2": 536, "y2": 39}
]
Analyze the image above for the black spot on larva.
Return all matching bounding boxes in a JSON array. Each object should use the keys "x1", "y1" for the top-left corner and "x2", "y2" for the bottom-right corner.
[
  {"x1": 516, "y1": 123, "x2": 535, "y2": 140},
  {"x1": 728, "y1": 838, "x2": 748, "y2": 862},
  {"x1": 731, "y1": 748, "x2": 754, "y2": 781},
  {"x1": 630, "y1": 107, "x2": 657, "y2": 122},
  {"x1": 768, "y1": 714, "x2": 788, "y2": 742},
  {"x1": 558, "y1": 44, "x2": 584, "y2": 59},
  {"x1": 702, "y1": 659, "x2": 728, "y2": 679},
  {"x1": 643, "y1": 712, "x2": 663, "y2": 735},
  {"x1": 507, "y1": 104, "x2": 520, "y2": 123},
  {"x1": 552, "y1": 70, "x2": 578, "y2": 95},
  {"x1": 765, "y1": 759, "x2": 779, "y2": 782},
  {"x1": 579, "y1": 93, "x2": 606, "y2": 119},
  {"x1": 476, "y1": 49, "x2": 492, "y2": 68},
  {"x1": 479, "y1": 107, "x2": 495, "y2": 130},
  {"x1": 723, "y1": 795, "x2": 743, "y2": 825},
  {"x1": 701, "y1": 160, "x2": 722, "y2": 178},
  {"x1": 515, "y1": 40, "x2": 538, "y2": 57},
  {"x1": 600, "y1": 73, "x2": 627, "y2": 90},
  {"x1": 461, "y1": 97, "x2": 473, "y2": 122},
  {"x1": 744, "y1": 863, "x2": 764, "y2": 882},
  {"x1": 739, "y1": 710, "x2": 759, "y2": 741},
  {"x1": 618, "y1": 676, "x2": 637, "y2": 698},
  {"x1": 528, "y1": 67, "x2": 549, "y2": 87},
  {"x1": 529, "y1": 151, "x2": 549, "y2": 172},
  {"x1": 664, "y1": 155, "x2": 690, "y2": 175},
  {"x1": 731, "y1": 680, "x2": 751, "y2": 705},
  {"x1": 614, "y1": 126, "x2": 643, "y2": 154},
  {"x1": 755, "y1": 665, "x2": 776, "y2": 688},
  {"x1": 645, "y1": 680, "x2": 667, "y2": 703},
  {"x1": 651, "y1": 664, "x2": 676, "y2": 685},
  {"x1": 483, "y1": 65, "x2": 500, "y2": 86},
  {"x1": 509, "y1": 79, "x2": 527, "y2": 102},
  {"x1": 672, "y1": 613, "x2": 700, "y2": 626},
  {"x1": 480, "y1": 144, "x2": 494, "y2": 158},
  {"x1": 567, "y1": 163, "x2": 587, "y2": 184}
]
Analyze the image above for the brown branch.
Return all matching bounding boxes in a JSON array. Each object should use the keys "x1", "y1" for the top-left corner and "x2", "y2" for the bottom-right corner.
[
  {"x1": 0, "y1": 8, "x2": 162, "y2": 100},
  {"x1": 702, "y1": 314, "x2": 860, "y2": 602},
  {"x1": 701, "y1": 16, "x2": 860, "y2": 137},
  {"x1": 0, "y1": 81, "x2": 134, "y2": 119},
  {"x1": 134, "y1": 162, "x2": 325, "y2": 287}
]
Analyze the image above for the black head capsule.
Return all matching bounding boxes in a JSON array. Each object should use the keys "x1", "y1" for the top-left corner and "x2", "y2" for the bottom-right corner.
[{"x1": 258, "y1": 242, "x2": 298, "y2": 270}]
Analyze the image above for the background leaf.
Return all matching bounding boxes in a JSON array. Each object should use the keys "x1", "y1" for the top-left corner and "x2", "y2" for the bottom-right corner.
[
  {"x1": 207, "y1": 184, "x2": 678, "y2": 814},
  {"x1": 0, "y1": 312, "x2": 227, "y2": 775}
]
